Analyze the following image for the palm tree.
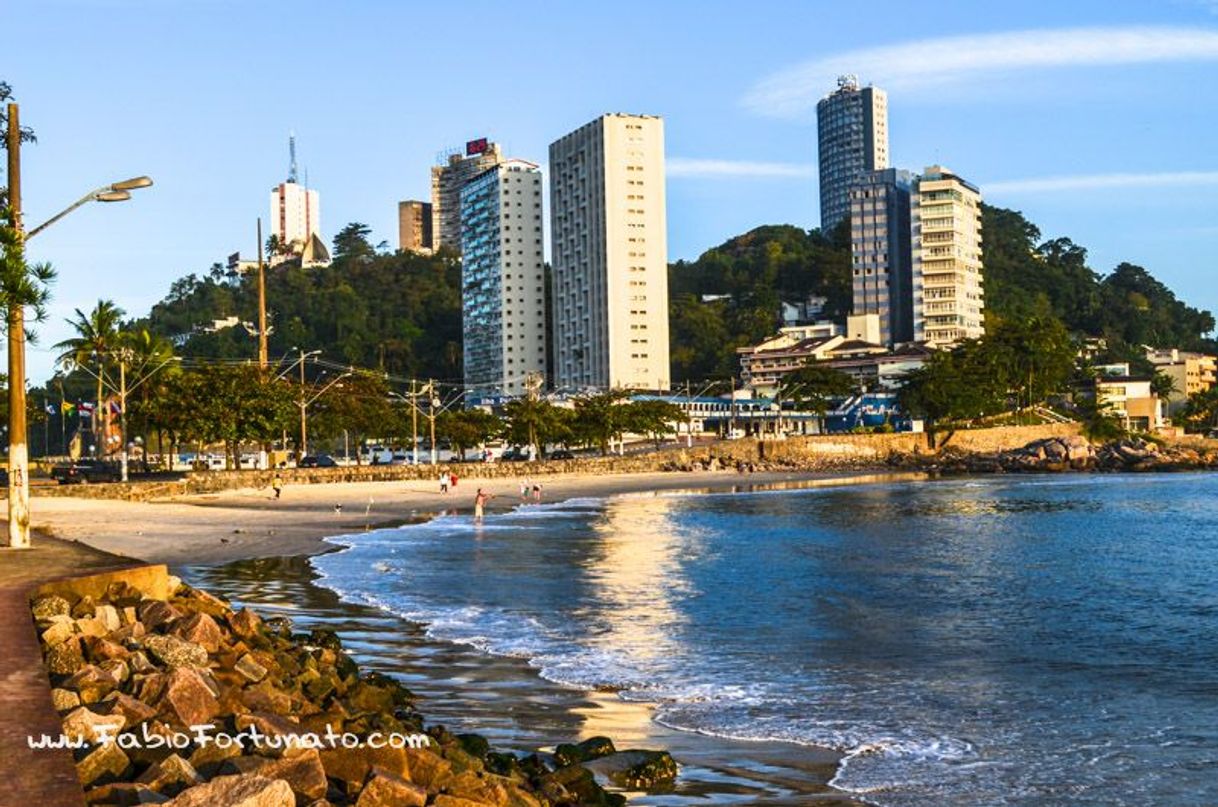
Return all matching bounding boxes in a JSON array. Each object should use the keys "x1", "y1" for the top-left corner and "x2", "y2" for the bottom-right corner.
[
  {"x1": 117, "y1": 327, "x2": 177, "y2": 467},
  {"x1": 54, "y1": 299, "x2": 124, "y2": 450}
]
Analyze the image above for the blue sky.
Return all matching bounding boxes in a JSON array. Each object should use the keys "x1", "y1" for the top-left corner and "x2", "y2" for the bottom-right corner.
[{"x1": 6, "y1": 0, "x2": 1218, "y2": 381}]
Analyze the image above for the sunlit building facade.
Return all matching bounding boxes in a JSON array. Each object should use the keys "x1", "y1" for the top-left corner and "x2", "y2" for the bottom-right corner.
[{"x1": 911, "y1": 165, "x2": 985, "y2": 345}]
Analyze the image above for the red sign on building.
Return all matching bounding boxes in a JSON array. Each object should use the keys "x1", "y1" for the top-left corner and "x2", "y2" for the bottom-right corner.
[{"x1": 466, "y1": 138, "x2": 489, "y2": 156}]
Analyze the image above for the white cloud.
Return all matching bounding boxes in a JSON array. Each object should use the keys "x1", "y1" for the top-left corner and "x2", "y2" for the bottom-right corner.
[
  {"x1": 667, "y1": 158, "x2": 816, "y2": 179},
  {"x1": 985, "y1": 170, "x2": 1218, "y2": 194},
  {"x1": 745, "y1": 25, "x2": 1218, "y2": 117}
]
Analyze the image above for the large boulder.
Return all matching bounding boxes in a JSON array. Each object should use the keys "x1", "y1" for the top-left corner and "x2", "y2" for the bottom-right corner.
[
  {"x1": 583, "y1": 749, "x2": 679, "y2": 790},
  {"x1": 153, "y1": 668, "x2": 220, "y2": 729},
  {"x1": 144, "y1": 635, "x2": 209, "y2": 669},
  {"x1": 169, "y1": 613, "x2": 225, "y2": 654},
  {"x1": 162, "y1": 773, "x2": 294, "y2": 806}
]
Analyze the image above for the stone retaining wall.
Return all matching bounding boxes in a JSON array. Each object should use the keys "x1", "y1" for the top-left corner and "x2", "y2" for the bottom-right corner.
[{"x1": 31, "y1": 424, "x2": 1083, "y2": 502}]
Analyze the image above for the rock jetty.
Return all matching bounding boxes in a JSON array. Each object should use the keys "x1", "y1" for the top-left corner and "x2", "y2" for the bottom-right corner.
[
  {"x1": 30, "y1": 572, "x2": 677, "y2": 806},
  {"x1": 896, "y1": 435, "x2": 1218, "y2": 475}
]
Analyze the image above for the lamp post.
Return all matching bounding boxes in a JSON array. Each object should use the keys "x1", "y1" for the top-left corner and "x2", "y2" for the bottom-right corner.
[{"x1": 4, "y1": 97, "x2": 151, "y2": 548}]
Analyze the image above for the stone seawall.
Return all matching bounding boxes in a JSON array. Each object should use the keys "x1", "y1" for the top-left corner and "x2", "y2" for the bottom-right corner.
[{"x1": 32, "y1": 424, "x2": 1083, "y2": 502}]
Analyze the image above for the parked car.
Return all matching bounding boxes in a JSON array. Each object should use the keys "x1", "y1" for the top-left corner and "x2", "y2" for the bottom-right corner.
[
  {"x1": 501, "y1": 446, "x2": 533, "y2": 462},
  {"x1": 298, "y1": 454, "x2": 337, "y2": 468},
  {"x1": 549, "y1": 449, "x2": 576, "y2": 460},
  {"x1": 52, "y1": 459, "x2": 122, "y2": 485}
]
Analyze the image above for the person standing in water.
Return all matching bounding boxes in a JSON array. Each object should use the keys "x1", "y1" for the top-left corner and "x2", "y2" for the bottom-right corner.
[{"x1": 474, "y1": 488, "x2": 495, "y2": 522}]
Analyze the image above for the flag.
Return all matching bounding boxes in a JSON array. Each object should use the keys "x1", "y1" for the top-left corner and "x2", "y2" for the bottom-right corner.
[
  {"x1": 61, "y1": 401, "x2": 76, "y2": 415},
  {"x1": 44, "y1": 403, "x2": 56, "y2": 415},
  {"x1": 78, "y1": 402, "x2": 95, "y2": 415},
  {"x1": 109, "y1": 400, "x2": 122, "y2": 415}
]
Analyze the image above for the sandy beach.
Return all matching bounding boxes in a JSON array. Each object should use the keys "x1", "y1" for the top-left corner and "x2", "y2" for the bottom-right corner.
[{"x1": 29, "y1": 468, "x2": 904, "y2": 566}]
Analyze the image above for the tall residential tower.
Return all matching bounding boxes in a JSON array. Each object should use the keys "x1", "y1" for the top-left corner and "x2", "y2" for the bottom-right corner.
[
  {"x1": 911, "y1": 165, "x2": 985, "y2": 345},
  {"x1": 849, "y1": 168, "x2": 913, "y2": 345},
  {"x1": 816, "y1": 75, "x2": 889, "y2": 233},
  {"x1": 269, "y1": 135, "x2": 326, "y2": 266},
  {"x1": 431, "y1": 140, "x2": 503, "y2": 254},
  {"x1": 460, "y1": 160, "x2": 547, "y2": 399},
  {"x1": 549, "y1": 113, "x2": 670, "y2": 391}
]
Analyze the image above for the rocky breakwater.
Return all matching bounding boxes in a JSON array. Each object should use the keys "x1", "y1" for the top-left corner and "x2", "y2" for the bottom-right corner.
[
  {"x1": 29, "y1": 572, "x2": 677, "y2": 806},
  {"x1": 897, "y1": 435, "x2": 1218, "y2": 474}
]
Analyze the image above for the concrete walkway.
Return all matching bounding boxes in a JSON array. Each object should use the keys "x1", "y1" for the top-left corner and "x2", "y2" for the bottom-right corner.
[{"x1": 0, "y1": 534, "x2": 139, "y2": 807}]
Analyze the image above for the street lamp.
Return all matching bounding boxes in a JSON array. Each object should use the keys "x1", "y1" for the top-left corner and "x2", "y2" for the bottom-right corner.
[{"x1": 5, "y1": 98, "x2": 153, "y2": 549}]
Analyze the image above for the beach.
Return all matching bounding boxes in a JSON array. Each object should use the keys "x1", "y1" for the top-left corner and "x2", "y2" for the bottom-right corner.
[{"x1": 22, "y1": 467, "x2": 881, "y2": 805}]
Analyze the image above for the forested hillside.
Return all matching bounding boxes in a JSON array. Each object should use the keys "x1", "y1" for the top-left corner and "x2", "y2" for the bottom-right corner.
[{"x1": 128, "y1": 208, "x2": 1213, "y2": 389}]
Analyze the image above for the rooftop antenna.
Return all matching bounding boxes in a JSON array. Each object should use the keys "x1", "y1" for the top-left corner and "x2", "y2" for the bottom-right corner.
[{"x1": 288, "y1": 131, "x2": 299, "y2": 184}]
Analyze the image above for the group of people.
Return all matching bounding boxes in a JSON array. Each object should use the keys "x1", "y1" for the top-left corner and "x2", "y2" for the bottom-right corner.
[{"x1": 438, "y1": 470, "x2": 460, "y2": 494}]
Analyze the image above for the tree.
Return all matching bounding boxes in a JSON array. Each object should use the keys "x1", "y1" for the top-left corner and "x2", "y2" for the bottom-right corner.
[
  {"x1": 571, "y1": 390, "x2": 631, "y2": 456},
  {"x1": 332, "y1": 222, "x2": 375, "y2": 262},
  {"x1": 176, "y1": 364, "x2": 296, "y2": 469},
  {"x1": 308, "y1": 372, "x2": 398, "y2": 460},
  {"x1": 436, "y1": 409, "x2": 501, "y2": 460},
  {"x1": 502, "y1": 398, "x2": 569, "y2": 457},
  {"x1": 1179, "y1": 387, "x2": 1218, "y2": 434},
  {"x1": 54, "y1": 299, "x2": 123, "y2": 444},
  {"x1": 117, "y1": 327, "x2": 177, "y2": 465},
  {"x1": 1150, "y1": 371, "x2": 1177, "y2": 401},
  {"x1": 622, "y1": 399, "x2": 684, "y2": 449},
  {"x1": 897, "y1": 341, "x2": 1006, "y2": 445},
  {"x1": 985, "y1": 315, "x2": 1077, "y2": 412},
  {"x1": 779, "y1": 362, "x2": 857, "y2": 417}
]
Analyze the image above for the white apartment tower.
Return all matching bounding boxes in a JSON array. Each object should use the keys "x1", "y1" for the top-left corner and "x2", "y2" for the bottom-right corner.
[
  {"x1": 549, "y1": 113, "x2": 670, "y2": 391},
  {"x1": 460, "y1": 160, "x2": 547, "y2": 399},
  {"x1": 911, "y1": 165, "x2": 985, "y2": 345},
  {"x1": 269, "y1": 134, "x2": 322, "y2": 263}
]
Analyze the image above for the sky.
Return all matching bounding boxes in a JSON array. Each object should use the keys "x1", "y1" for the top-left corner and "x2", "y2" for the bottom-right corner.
[{"x1": 5, "y1": 0, "x2": 1218, "y2": 382}]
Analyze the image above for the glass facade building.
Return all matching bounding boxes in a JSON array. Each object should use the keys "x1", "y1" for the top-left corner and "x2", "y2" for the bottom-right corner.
[
  {"x1": 816, "y1": 75, "x2": 889, "y2": 234},
  {"x1": 849, "y1": 168, "x2": 913, "y2": 345}
]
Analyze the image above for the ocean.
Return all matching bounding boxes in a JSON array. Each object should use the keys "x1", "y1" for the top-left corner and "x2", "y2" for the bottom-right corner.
[{"x1": 297, "y1": 473, "x2": 1217, "y2": 805}]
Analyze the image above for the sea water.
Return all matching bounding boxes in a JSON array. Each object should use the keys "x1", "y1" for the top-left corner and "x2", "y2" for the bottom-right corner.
[{"x1": 311, "y1": 474, "x2": 1218, "y2": 806}]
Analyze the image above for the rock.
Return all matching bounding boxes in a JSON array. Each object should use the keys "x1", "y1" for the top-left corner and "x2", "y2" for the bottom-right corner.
[
  {"x1": 170, "y1": 613, "x2": 225, "y2": 654},
  {"x1": 163, "y1": 774, "x2": 294, "y2": 807},
  {"x1": 403, "y1": 747, "x2": 452, "y2": 789},
  {"x1": 554, "y1": 735, "x2": 616, "y2": 766},
  {"x1": 96, "y1": 603, "x2": 123, "y2": 632},
  {"x1": 103, "y1": 691, "x2": 159, "y2": 727},
  {"x1": 319, "y1": 746, "x2": 410, "y2": 787},
  {"x1": 176, "y1": 586, "x2": 232, "y2": 617},
  {"x1": 255, "y1": 749, "x2": 329, "y2": 802},
  {"x1": 355, "y1": 767, "x2": 426, "y2": 807},
  {"x1": 51, "y1": 687, "x2": 81, "y2": 712},
  {"x1": 227, "y1": 608, "x2": 263, "y2": 639},
  {"x1": 235, "y1": 653, "x2": 268, "y2": 683},
  {"x1": 136, "y1": 753, "x2": 204, "y2": 792},
  {"x1": 85, "y1": 636, "x2": 131, "y2": 662},
  {"x1": 431, "y1": 796, "x2": 486, "y2": 807},
  {"x1": 45, "y1": 635, "x2": 87, "y2": 675},
  {"x1": 100, "y1": 658, "x2": 131, "y2": 685},
  {"x1": 41, "y1": 619, "x2": 77, "y2": 647},
  {"x1": 308, "y1": 628, "x2": 343, "y2": 651},
  {"x1": 542, "y1": 765, "x2": 621, "y2": 806},
  {"x1": 241, "y1": 681, "x2": 293, "y2": 714},
  {"x1": 77, "y1": 740, "x2": 131, "y2": 786},
  {"x1": 64, "y1": 664, "x2": 120, "y2": 704},
  {"x1": 145, "y1": 634, "x2": 209, "y2": 669},
  {"x1": 138, "y1": 601, "x2": 184, "y2": 631},
  {"x1": 32, "y1": 594, "x2": 72, "y2": 620},
  {"x1": 104, "y1": 580, "x2": 148, "y2": 608},
  {"x1": 153, "y1": 667, "x2": 220, "y2": 729},
  {"x1": 167, "y1": 575, "x2": 184, "y2": 596},
  {"x1": 234, "y1": 711, "x2": 303, "y2": 747},
  {"x1": 456, "y1": 733, "x2": 490, "y2": 759},
  {"x1": 583, "y1": 749, "x2": 679, "y2": 790},
  {"x1": 84, "y1": 781, "x2": 171, "y2": 804},
  {"x1": 130, "y1": 650, "x2": 156, "y2": 674},
  {"x1": 62, "y1": 706, "x2": 126, "y2": 744}
]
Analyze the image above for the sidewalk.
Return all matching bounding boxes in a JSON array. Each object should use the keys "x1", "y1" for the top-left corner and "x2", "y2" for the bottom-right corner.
[{"x1": 0, "y1": 533, "x2": 139, "y2": 807}]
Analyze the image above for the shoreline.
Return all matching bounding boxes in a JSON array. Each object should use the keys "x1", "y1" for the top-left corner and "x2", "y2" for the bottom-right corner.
[{"x1": 24, "y1": 467, "x2": 904, "y2": 804}]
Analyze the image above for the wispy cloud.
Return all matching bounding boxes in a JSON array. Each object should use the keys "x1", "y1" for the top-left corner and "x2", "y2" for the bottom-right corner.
[
  {"x1": 667, "y1": 158, "x2": 816, "y2": 179},
  {"x1": 986, "y1": 170, "x2": 1218, "y2": 194},
  {"x1": 746, "y1": 25, "x2": 1218, "y2": 117}
]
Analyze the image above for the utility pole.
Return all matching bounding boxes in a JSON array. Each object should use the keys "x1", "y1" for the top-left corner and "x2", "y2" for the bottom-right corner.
[
  {"x1": 729, "y1": 375, "x2": 737, "y2": 438},
  {"x1": 118, "y1": 354, "x2": 129, "y2": 482},
  {"x1": 256, "y1": 218, "x2": 268, "y2": 371},
  {"x1": 685, "y1": 380, "x2": 693, "y2": 448},
  {"x1": 6, "y1": 102, "x2": 31, "y2": 548},
  {"x1": 299, "y1": 348, "x2": 308, "y2": 459},
  {"x1": 428, "y1": 380, "x2": 437, "y2": 466},
  {"x1": 410, "y1": 379, "x2": 419, "y2": 465}
]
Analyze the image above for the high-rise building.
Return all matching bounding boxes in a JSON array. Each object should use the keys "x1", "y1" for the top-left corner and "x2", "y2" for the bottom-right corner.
[
  {"x1": 816, "y1": 75, "x2": 889, "y2": 233},
  {"x1": 849, "y1": 168, "x2": 913, "y2": 345},
  {"x1": 460, "y1": 160, "x2": 547, "y2": 400},
  {"x1": 269, "y1": 135, "x2": 325, "y2": 266},
  {"x1": 549, "y1": 113, "x2": 670, "y2": 391},
  {"x1": 397, "y1": 200, "x2": 433, "y2": 253},
  {"x1": 431, "y1": 140, "x2": 503, "y2": 253},
  {"x1": 911, "y1": 165, "x2": 985, "y2": 345}
]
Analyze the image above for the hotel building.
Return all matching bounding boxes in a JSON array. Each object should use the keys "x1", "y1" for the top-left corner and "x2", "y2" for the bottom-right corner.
[
  {"x1": 911, "y1": 165, "x2": 985, "y2": 345},
  {"x1": 817, "y1": 75, "x2": 889, "y2": 233},
  {"x1": 431, "y1": 141, "x2": 503, "y2": 253},
  {"x1": 549, "y1": 113, "x2": 670, "y2": 391},
  {"x1": 459, "y1": 160, "x2": 547, "y2": 399}
]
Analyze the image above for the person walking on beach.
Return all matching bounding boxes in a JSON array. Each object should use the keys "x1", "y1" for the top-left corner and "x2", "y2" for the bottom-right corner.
[
  {"x1": 440, "y1": 470, "x2": 450, "y2": 494},
  {"x1": 271, "y1": 473, "x2": 283, "y2": 500},
  {"x1": 474, "y1": 488, "x2": 494, "y2": 523}
]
